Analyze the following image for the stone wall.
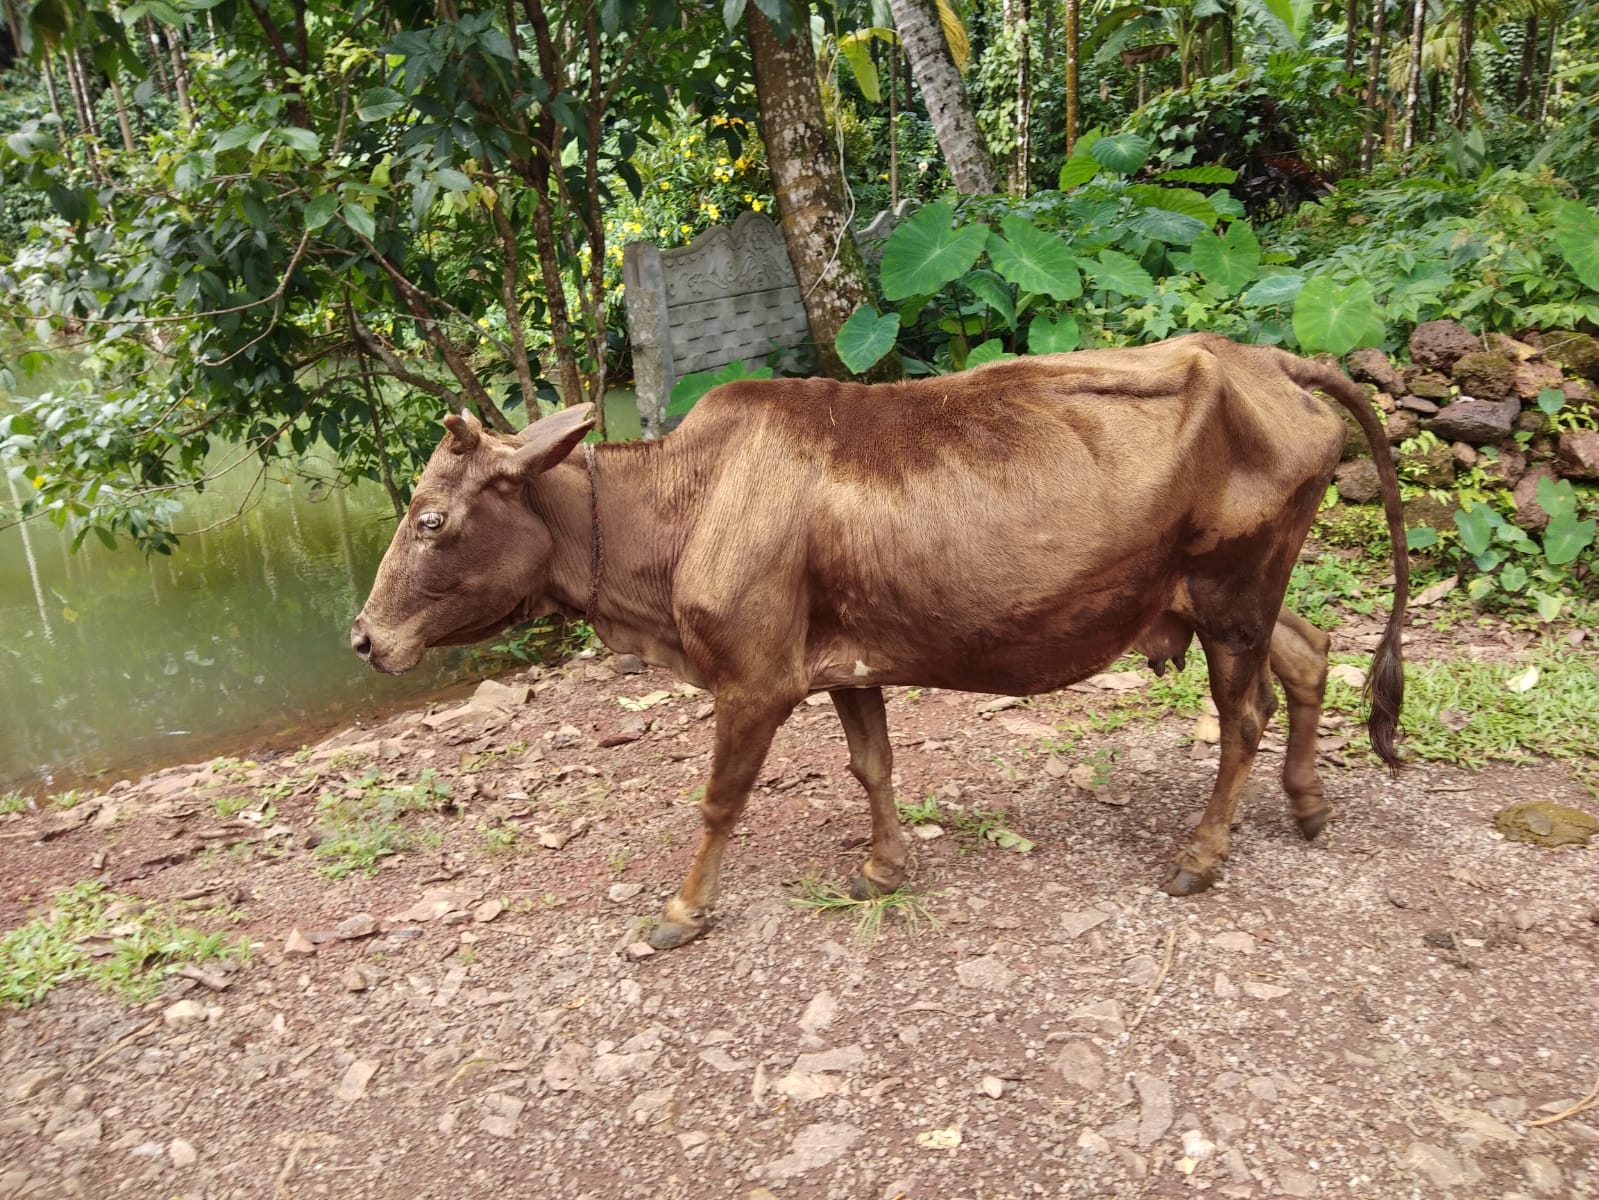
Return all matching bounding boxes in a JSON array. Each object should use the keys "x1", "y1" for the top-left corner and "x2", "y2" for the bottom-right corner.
[{"x1": 622, "y1": 204, "x2": 912, "y2": 439}]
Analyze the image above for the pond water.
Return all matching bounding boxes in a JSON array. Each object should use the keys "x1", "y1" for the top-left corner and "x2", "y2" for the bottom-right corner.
[
  {"x1": 0, "y1": 391, "x2": 641, "y2": 795},
  {"x1": 0, "y1": 458, "x2": 479, "y2": 794}
]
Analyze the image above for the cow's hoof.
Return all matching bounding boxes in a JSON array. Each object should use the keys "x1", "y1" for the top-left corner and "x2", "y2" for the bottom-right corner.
[
  {"x1": 647, "y1": 919, "x2": 708, "y2": 950},
  {"x1": 1160, "y1": 862, "x2": 1220, "y2": 896},
  {"x1": 849, "y1": 873, "x2": 895, "y2": 901},
  {"x1": 1295, "y1": 807, "x2": 1331, "y2": 842}
]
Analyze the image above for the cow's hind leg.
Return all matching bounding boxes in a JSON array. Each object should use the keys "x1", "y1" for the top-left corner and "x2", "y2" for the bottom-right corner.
[
  {"x1": 1270, "y1": 607, "x2": 1333, "y2": 840},
  {"x1": 830, "y1": 687, "x2": 909, "y2": 899},
  {"x1": 650, "y1": 692, "x2": 797, "y2": 950},
  {"x1": 1162, "y1": 633, "x2": 1275, "y2": 896}
]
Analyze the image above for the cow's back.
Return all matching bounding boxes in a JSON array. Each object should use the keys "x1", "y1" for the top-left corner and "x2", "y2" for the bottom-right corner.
[{"x1": 668, "y1": 335, "x2": 1347, "y2": 693}]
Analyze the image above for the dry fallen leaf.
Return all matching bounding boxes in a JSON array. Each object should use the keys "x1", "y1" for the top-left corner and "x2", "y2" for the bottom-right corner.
[
  {"x1": 1505, "y1": 666, "x2": 1539, "y2": 694},
  {"x1": 914, "y1": 1125, "x2": 962, "y2": 1150},
  {"x1": 1328, "y1": 664, "x2": 1367, "y2": 689},
  {"x1": 1085, "y1": 670, "x2": 1146, "y2": 692},
  {"x1": 1413, "y1": 576, "x2": 1458, "y2": 607},
  {"x1": 1191, "y1": 714, "x2": 1221, "y2": 745}
]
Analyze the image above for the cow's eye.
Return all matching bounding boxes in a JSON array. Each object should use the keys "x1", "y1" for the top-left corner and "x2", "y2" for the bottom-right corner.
[{"x1": 417, "y1": 511, "x2": 445, "y2": 532}]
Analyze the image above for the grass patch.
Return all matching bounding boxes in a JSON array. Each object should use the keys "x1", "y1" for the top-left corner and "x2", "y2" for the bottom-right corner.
[
  {"x1": 1325, "y1": 653, "x2": 1599, "y2": 769},
  {"x1": 312, "y1": 768, "x2": 452, "y2": 879},
  {"x1": 0, "y1": 881, "x2": 249, "y2": 1008},
  {"x1": 790, "y1": 877, "x2": 939, "y2": 942},
  {"x1": 0, "y1": 791, "x2": 33, "y2": 814},
  {"x1": 895, "y1": 794, "x2": 1035, "y2": 853}
]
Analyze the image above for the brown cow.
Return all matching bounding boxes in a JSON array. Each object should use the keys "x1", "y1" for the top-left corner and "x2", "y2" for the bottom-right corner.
[{"x1": 352, "y1": 333, "x2": 1408, "y2": 950}]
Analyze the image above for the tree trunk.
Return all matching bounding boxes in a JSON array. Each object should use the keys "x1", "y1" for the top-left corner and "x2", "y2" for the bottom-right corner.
[
  {"x1": 1345, "y1": 0, "x2": 1358, "y2": 77},
  {"x1": 1064, "y1": 0, "x2": 1079, "y2": 155},
  {"x1": 1452, "y1": 0, "x2": 1475, "y2": 128},
  {"x1": 108, "y1": 75, "x2": 137, "y2": 153},
  {"x1": 38, "y1": 58, "x2": 75, "y2": 168},
  {"x1": 748, "y1": 7, "x2": 900, "y2": 381},
  {"x1": 1537, "y1": 19, "x2": 1558, "y2": 127},
  {"x1": 1361, "y1": 0, "x2": 1384, "y2": 169},
  {"x1": 885, "y1": 0, "x2": 997, "y2": 193},
  {"x1": 1403, "y1": 0, "x2": 1425, "y2": 153},
  {"x1": 1515, "y1": 15, "x2": 1538, "y2": 115},
  {"x1": 888, "y1": 42, "x2": 899, "y2": 207},
  {"x1": 1222, "y1": 4, "x2": 1234, "y2": 72},
  {"x1": 1016, "y1": 0, "x2": 1031, "y2": 196}
]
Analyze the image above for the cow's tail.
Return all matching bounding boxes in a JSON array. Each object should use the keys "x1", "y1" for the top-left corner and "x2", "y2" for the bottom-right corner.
[{"x1": 1287, "y1": 358, "x2": 1408, "y2": 772}]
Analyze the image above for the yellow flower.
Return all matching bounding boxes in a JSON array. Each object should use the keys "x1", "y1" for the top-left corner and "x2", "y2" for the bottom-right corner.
[
  {"x1": 752, "y1": 199, "x2": 764, "y2": 212},
  {"x1": 680, "y1": 223, "x2": 692, "y2": 234},
  {"x1": 659, "y1": 181, "x2": 670, "y2": 191}
]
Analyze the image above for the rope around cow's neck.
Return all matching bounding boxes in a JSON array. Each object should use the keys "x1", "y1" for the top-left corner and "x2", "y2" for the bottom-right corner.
[{"x1": 583, "y1": 442, "x2": 604, "y2": 628}]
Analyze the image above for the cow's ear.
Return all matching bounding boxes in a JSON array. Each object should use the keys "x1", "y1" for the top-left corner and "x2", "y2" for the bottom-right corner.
[{"x1": 508, "y1": 403, "x2": 596, "y2": 475}]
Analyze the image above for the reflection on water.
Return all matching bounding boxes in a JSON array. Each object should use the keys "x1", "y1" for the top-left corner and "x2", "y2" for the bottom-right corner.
[{"x1": 0, "y1": 460, "x2": 474, "y2": 793}]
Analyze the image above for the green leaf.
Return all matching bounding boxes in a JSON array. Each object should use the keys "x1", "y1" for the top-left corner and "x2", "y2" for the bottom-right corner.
[
  {"x1": 304, "y1": 192, "x2": 338, "y2": 231},
  {"x1": 1466, "y1": 575, "x2": 1496, "y2": 601},
  {"x1": 1405, "y1": 526, "x2": 1439, "y2": 550},
  {"x1": 1292, "y1": 276, "x2": 1382, "y2": 356},
  {"x1": 1190, "y1": 220, "x2": 1261, "y2": 293},
  {"x1": 1124, "y1": 184, "x2": 1217, "y2": 221},
  {"x1": 1028, "y1": 314, "x2": 1080, "y2": 355},
  {"x1": 1536, "y1": 387, "x2": 1566, "y2": 417},
  {"x1": 1089, "y1": 133, "x2": 1152, "y2": 175},
  {"x1": 1085, "y1": 250, "x2": 1154, "y2": 299},
  {"x1": 1453, "y1": 503, "x2": 1499, "y2": 556},
  {"x1": 1551, "y1": 202, "x2": 1599, "y2": 293},
  {"x1": 963, "y1": 270, "x2": 1017, "y2": 329},
  {"x1": 835, "y1": 306, "x2": 900, "y2": 375},
  {"x1": 986, "y1": 217, "x2": 1081, "y2": 300},
  {"x1": 1058, "y1": 157, "x2": 1100, "y2": 189},
  {"x1": 1543, "y1": 513, "x2": 1596, "y2": 565},
  {"x1": 213, "y1": 125, "x2": 261, "y2": 153},
  {"x1": 879, "y1": 202, "x2": 990, "y2": 300},
  {"x1": 1535, "y1": 474, "x2": 1579, "y2": 519},
  {"x1": 435, "y1": 168, "x2": 473, "y2": 192},
  {"x1": 357, "y1": 87, "x2": 407, "y2": 123},
  {"x1": 1127, "y1": 207, "x2": 1208, "y2": 245},
  {"x1": 276, "y1": 127, "x2": 320, "y2": 158},
  {"x1": 343, "y1": 203, "x2": 376, "y2": 241},
  {"x1": 965, "y1": 339, "x2": 1015, "y2": 368},
  {"x1": 1529, "y1": 588, "x2": 1564, "y2": 622},
  {"x1": 1242, "y1": 272, "x2": 1305, "y2": 307},
  {"x1": 1499, "y1": 563, "x2": 1528, "y2": 593},
  {"x1": 837, "y1": 35, "x2": 880, "y2": 103},
  {"x1": 1153, "y1": 166, "x2": 1238, "y2": 184}
]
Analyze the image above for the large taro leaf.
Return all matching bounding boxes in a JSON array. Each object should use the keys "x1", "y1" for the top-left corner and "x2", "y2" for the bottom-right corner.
[
  {"x1": 1241, "y1": 271, "x2": 1305, "y2": 307},
  {"x1": 1551, "y1": 201, "x2": 1599, "y2": 293},
  {"x1": 1028, "y1": 313, "x2": 1080, "y2": 354},
  {"x1": 1190, "y1": 219, "x2": 1261, "y2": 294},
  {"x1": 1292, "y1": 276, "x2": 1383, "y2": 356},
  {"x1": 962, "y1": 269, "x2": 1018, "y2": 329},
  {"x1": 880, "y1": 201, "x2": 990, "y2": 300},
  {"x1": 965, "y1": 339, "x2": 1016, "y2": 368},
  {"x1": 835, "y1": 305, "x2": 901, "y2": 375},
  {"x1": 1085, "y1": 249, "x2": 1154, "y2": 299},
  {"x1": 1089, "y1": 132, "x2": 1152, "y2": 175},
  {"x1": 986, "y1": 217, "x2": 1081, "y2": 300}
]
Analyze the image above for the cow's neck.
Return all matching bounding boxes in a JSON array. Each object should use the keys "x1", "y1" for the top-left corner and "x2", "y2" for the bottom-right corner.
[{"x1": 532, "y1": 443, "x2": 697, "y2": 680}]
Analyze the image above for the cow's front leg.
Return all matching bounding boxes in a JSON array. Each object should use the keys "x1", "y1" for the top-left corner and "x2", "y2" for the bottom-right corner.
[
  {"x1": 1163, "y1": 638, "x2": 1274, "y2": 896},
  {"x1": 830, "y1": 687, "x2": 909, "y2": 899},
  {"x1": 649, "y1": 694, "x2": 795, "y2": 950}
]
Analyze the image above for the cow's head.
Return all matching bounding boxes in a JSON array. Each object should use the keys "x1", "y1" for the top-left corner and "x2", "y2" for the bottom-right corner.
[{"x1": 350, "y1": 403, "x2": 595, "y2": 674}]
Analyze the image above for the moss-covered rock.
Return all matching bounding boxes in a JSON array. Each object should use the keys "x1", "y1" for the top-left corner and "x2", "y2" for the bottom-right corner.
[
  {"x1": 1544, "y1": 331, "x2": 1599, "y2": 382},
  {"x1": 1451, "y1": 351, "x2": 1517, "y2": 402},
  {"x1": 1406, "y1": 372, "x2": 1454, "y2": 401},
  {"x1": 1401, "y1": 436, "x2": 1456, "y2": 487},
  {"x1": 1493, "y1": 801, "x2": 1599, "y2": 848}
]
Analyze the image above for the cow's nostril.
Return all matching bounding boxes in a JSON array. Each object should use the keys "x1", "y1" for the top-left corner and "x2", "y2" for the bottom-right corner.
[{"x1": 351, "y1": 629, "x2": 372, "y2": 658}]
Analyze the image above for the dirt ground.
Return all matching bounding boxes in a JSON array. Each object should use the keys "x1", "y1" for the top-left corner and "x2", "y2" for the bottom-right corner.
[{"x1": 2, "y1": 624, "x2": 1597, "y2": 1200}]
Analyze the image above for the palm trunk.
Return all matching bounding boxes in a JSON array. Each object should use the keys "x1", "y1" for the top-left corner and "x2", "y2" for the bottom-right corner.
[
  {"x1": 1016, "y1": 0, "x2": 1031, "y2": 196},
  {"x1": 1452, "y1": 0, "x2": 1476, "y2": 128},
  {"x1": 748, "y1": 7, "x2": 900, "y2": 381},
  {"x1": 1403, "y1": 0, "x2": 1425, "y2": 153},
  {"x1": 886, "y1": 0, "x2": 998, "y2": 193},
  {"x1": 1361, "y1": 0, "x2": 1384, "y2": 169},
  {"x1": 1065, "y1": 0, "x2": 1080, "y2": 154},
  {"x1": 1515, "y1": 16, "x2": 1538, "y2": 114},
  {"x1": 1537, "y1": 18, "x2": 1557, "y2": 127},
  {"x1": 888, "y1": 42, "x2": 900, "y2": 206},
  {"x1": 108, "y1": 75, "x2": 138, "y2": 153},
  {"x1": 1345, "y1": 0, "x2": 1358, "y2": 77}
]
